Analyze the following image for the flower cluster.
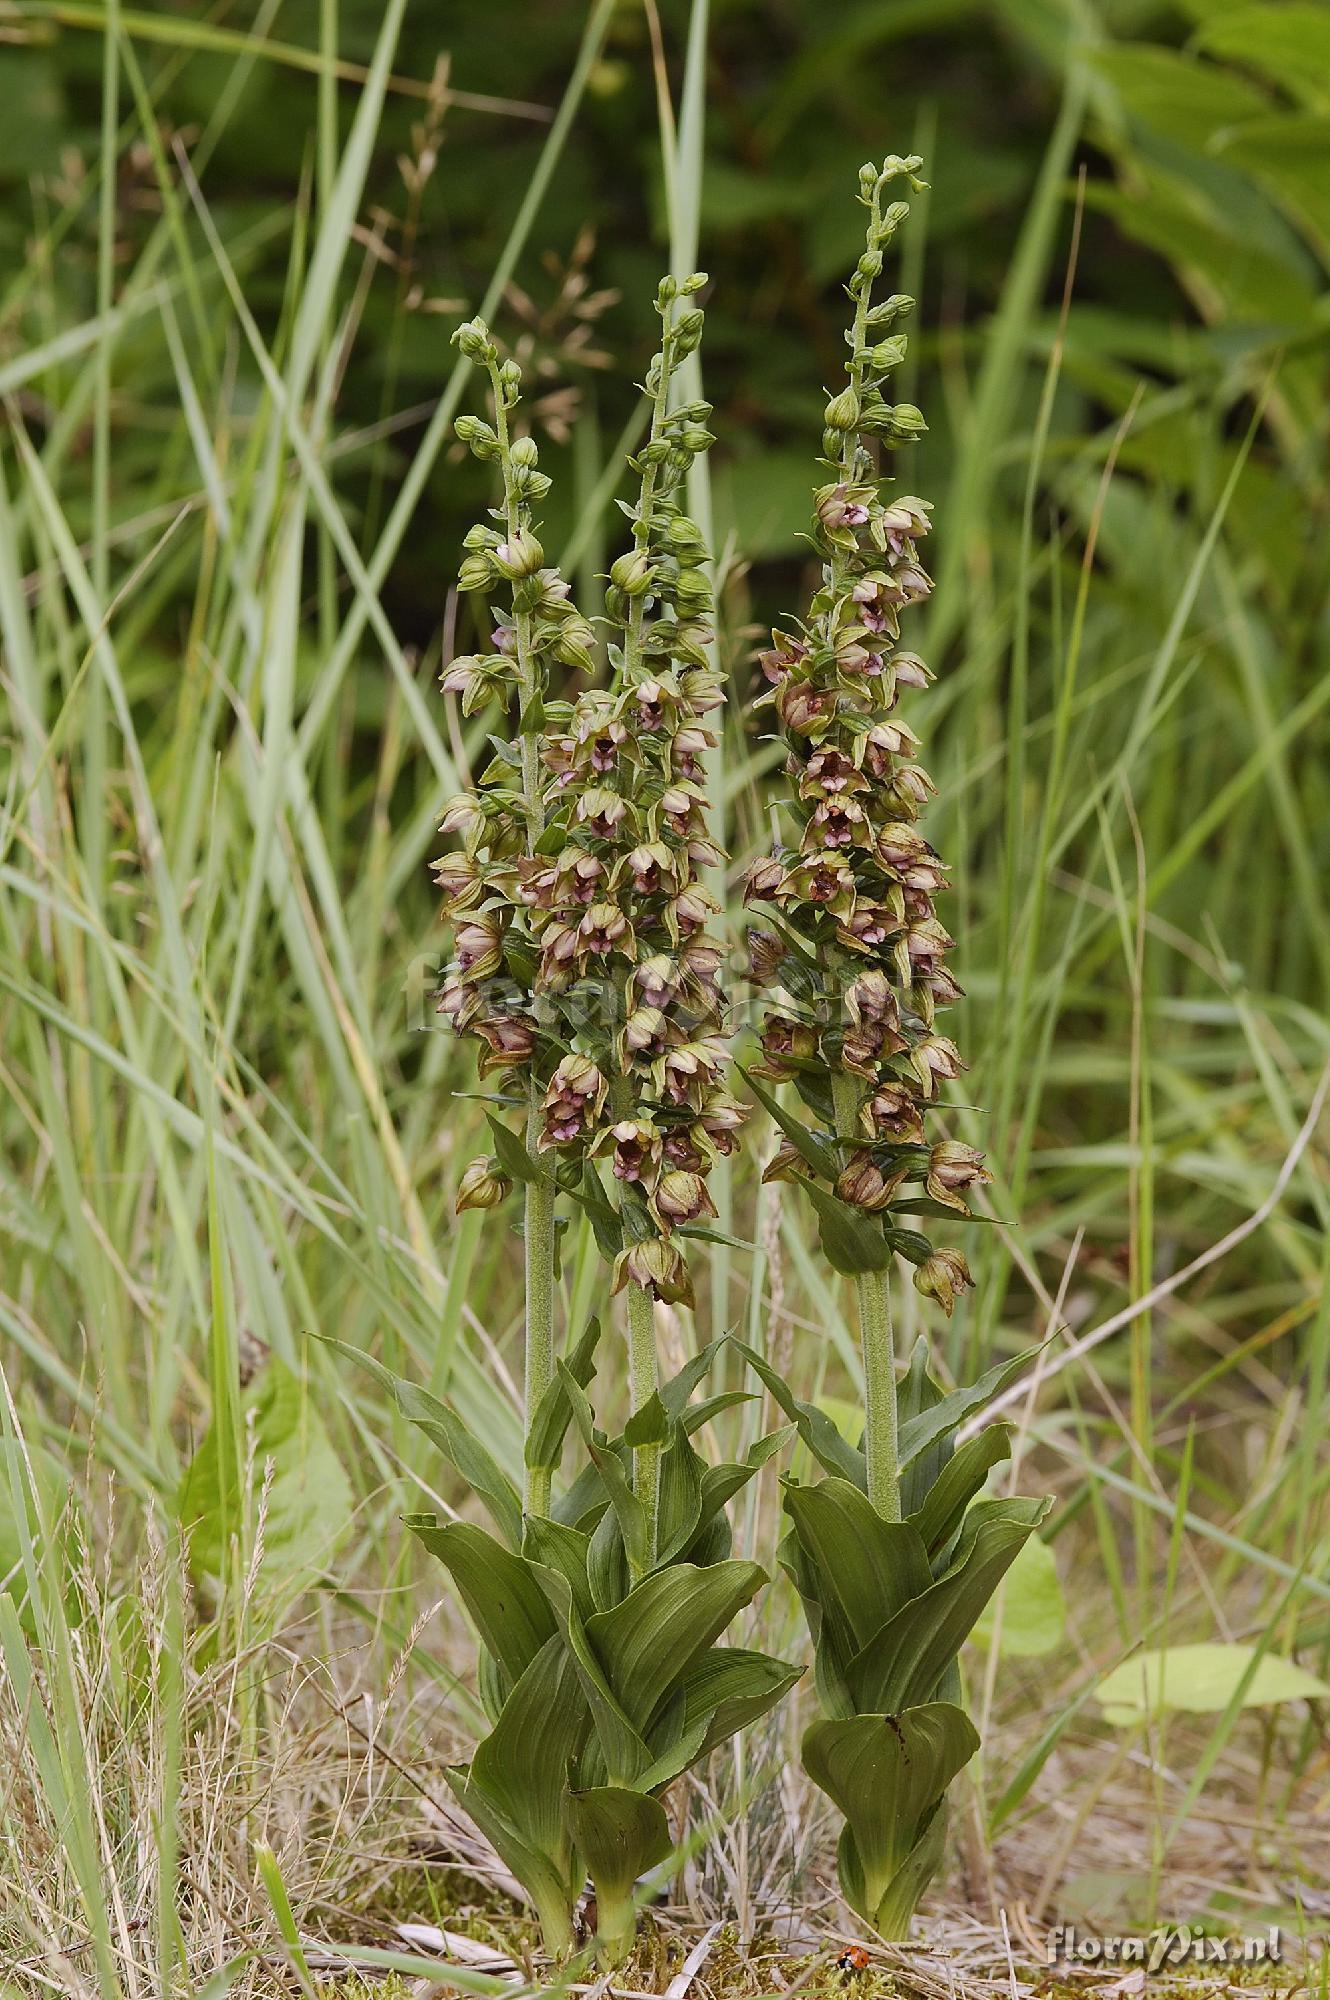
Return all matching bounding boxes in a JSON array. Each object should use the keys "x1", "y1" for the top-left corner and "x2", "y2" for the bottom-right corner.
[
  {"x1": 530, "y1": 276, "x2": 744, "y2": 1306},
  {"x1": 434, "y1": 317, "x2": 591, "y2": 1148},
  {"x1": 434, "y1": 282, "x2": 743, "y2": 1306},
  {"x1": 745, "y1": 157, "x2": 988, "y2": 1312}
]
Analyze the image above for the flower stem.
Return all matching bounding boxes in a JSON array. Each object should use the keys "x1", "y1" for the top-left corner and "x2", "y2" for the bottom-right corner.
[
  {"x1": 488, "y1": 351, "x2": 557, "y2": 1518},
  {"x1": 833, "y1": 1072, "x2": 901, "y2": 1522},
  {"x1": 524, "y1": 1100, "x2": 557, "y2": 1519},
  {"x1": 626, "y1": 1280, "x2": 660, "y2": 1577}
]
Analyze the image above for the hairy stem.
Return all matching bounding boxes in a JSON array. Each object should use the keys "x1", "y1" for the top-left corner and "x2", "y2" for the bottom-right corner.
[
  {"x1": 626, "y1": 1280, "x2": 660, "y2": 1577},
  {"x1": 833, "y1": 1072, "x2": 901, "y2": 1522},
  {"x1": 523, "y1": 1101, "x2": 557, "y2": 1518}
]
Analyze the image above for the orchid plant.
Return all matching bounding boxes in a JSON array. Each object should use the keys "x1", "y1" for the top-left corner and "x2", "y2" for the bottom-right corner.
[
  {"x1": 339, "y1": 282, "x2": 798, "y2": 1966},
  {"x1": 739, "y1": 154, "x2": 1050, "y2": 1937},
  {"x1": 333, "y1": 155, "x2": 1048, "y2": 1965}
]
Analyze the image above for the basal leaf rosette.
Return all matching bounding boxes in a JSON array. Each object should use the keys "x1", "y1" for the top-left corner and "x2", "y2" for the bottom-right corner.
[
  {"x1": 395, "y1": 1340, "x2": 799, "y2": 1964},
  {"x1": 753, "y1": 1332, "x2": 1051, "y2": 1936}
]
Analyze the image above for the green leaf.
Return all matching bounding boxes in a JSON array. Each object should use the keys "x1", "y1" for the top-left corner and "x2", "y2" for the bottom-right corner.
[
  {"x1": 1091, "y1": 44, "x2": 1272, "y2": 153},
  {"x1": 485, "y1": 1111, "x2": 540, "y2": 1186},
  {"x1": 557, "y1": 1365, "x2": 648, "y2": 1578},
  {"x1": 622, "y1": 1393, "x2": 671, "y2": 1449},
  {"x1": 535, "y1": 1566, "x2": 653, "y2": 1787},
  {"x1": 896, "y1": 1345, "x2": 1043, "y2": 1479},
  {"x1": 732, "y1": 1341, "x2": 866, "y2": 1486},
  {"x1": 907, "y1": 1425, "x2": 1013, "y2": 1559},
  {"x1": 1096, "y1": 1643, "x2": 1330, "y2": 1727},
  {"x1": 857, "y1": 1797, "x2": 950, "y2": 1942},
  {"x1": 585, "y1": 1559, "x2": 770, "y2": 1738},
  {"x1": 972, "y1": 1532, "x2": 1065, "y2": 1658},
  {"x1": 738, "y1": 1064, "x2": 839, "y2": 1179},
  {"x1": 403, "y1": 1519, "x2": 555, "y2": 1690},
  {"x1": 322, "y1": 1339, "x2": 521, "y2": 1551},
  {"x1": 691, "y1": 1427, "x2": 796, "y2": 1551},
  {"x1": 674, "y1": 1647, "x2": 804, "y2": 1761},
  {"x1": 567, "y1": 1165, "x2": 623, "y2": 1259},
  {"x1": 784, "y1": 1479, "x2": 932, "y2": 1707},
  {"x1": 445, "y1": 1635, "x2": 587, "y2": 1954},
  {"x1": 658, "y1": 1337, "x2": 729, "y2": 1421},
  {"x1": 803, "y1": 1704, "x2": 978, "y2": 1929},
  {"x1": 799, "y1": 1179, "x2": 894, "y2": 1276},
  {"x1": 1211, "y1": 116, "x2": 1330, "y2": 259},
  {"x1": 181, "y1": 1359, "x2": 352, "y2": 1591},
  {"x1": 525, "y1": 1317, "x2": 602, "y2": 1473},
  {"x1": 653, "y1": 1420, "x2": 705, "y2": 1565},
  {"x1": 521, "y1": 1514, "x2": 597, "y2": 1624},
  {"x1": 1193, "y1": 5, "x2": 1330, "y2": 112},
  {"x1": 563, "y1": 1788, "x2": 672, "y2": 1966},
  {"x1": 847, "y1": 1496, "x2": 1051, "y2": 1715}
]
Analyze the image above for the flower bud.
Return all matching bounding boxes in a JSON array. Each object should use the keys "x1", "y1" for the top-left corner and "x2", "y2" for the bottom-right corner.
[
  {"x1": 454, "y1": 913, "x2": 503, "y2": 982},
  {"x1": 509, "y1": 435, "x2": 539, "y2": 468},
  {"x1": 613, "y1": 1236, "x2": 694, "y2": 1309},
  {"x1": 754, "y1": 1014, "x2": 818, "y2": 1080},
  {"x1": 610, "y1": 549, "x2": 653, "y2": 596},
  {"x1": 925, "y1": 1141, "x2": 990, "y2": 1212},
  {"x1": 431, "y1": 853, "x2": 481, "y2": 911},
  {"x1": 453, "y1": 318, "x2": 496, "y2": 363},
  {"x1": 835, "y1": 1149, "x2": 905, "y2": 1213},
  {"x1": 457, "y1": 553, "x2": 494, "y2": 592},
  {"x1": 455, "y1": 1157, "x2": 511, "y2": 1213},
  {"x1": 652, "y1": 1169, "x2": 717, "y2": 1231},
  {"x1": 744, "y1": 856, "x2": 785, "y2": 905},
  {"x1": 493, "y1": 531, "x2": 544, "y2": 579},
  {"x1": 747, "y1": 929, "x2": 785, "y2": 982},
  {"x1": 912, "y1": 1247, "x2": 974, "y2": 1317},
  {"x1": 454, "y1": 414, "x2": 500, "y2": 458},
  {"x1": 910, "y1": 1035, "x2": 965, "y2": 1097},
  {"x1": 438, "y1": 794, "x2": 485, "y2": 841},
  {"x1": 823, "y1": 387, "x2": 861, "y2": 431}
]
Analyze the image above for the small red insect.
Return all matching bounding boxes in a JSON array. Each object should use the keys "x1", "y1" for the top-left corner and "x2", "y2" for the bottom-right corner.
[{"x1": 837, "y1": 1945, "x2": 872, "y2": 1973}]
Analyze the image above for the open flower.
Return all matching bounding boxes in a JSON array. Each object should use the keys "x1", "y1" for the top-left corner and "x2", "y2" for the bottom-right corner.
[
  {"x1": 612, "y1": 1235, "x2": 694, "y2": 1308},
  {"x1": 925, "y1": 1140, "x2": 990, "y2": 1211},
  {"x1": 539, "y1": 1055, "x2": 607, "y2": 1149}
]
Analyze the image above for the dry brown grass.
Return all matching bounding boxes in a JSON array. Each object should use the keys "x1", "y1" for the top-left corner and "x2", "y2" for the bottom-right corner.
[{"x1": 3, "y1": 1526, "x2": 1321, "y2": 2000}]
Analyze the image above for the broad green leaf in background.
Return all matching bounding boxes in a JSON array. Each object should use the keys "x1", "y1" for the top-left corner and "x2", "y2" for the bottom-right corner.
[
  {"x1": 180, "y1": 1358, "x2": 352, "y2": 1592},
  {"x1": 1091, "y1": 44, "x2": 1272, "y2": 153},
  {"x1": 1191, "y1": 5, "x2": 1330, "y2": 111},
  {"x1": 972, "y1": 1530, "x2": 1066, "y2": 1658},
  {"x1": 1096, "y1": 1643, "x2": 1330, "y2": 1726}
]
